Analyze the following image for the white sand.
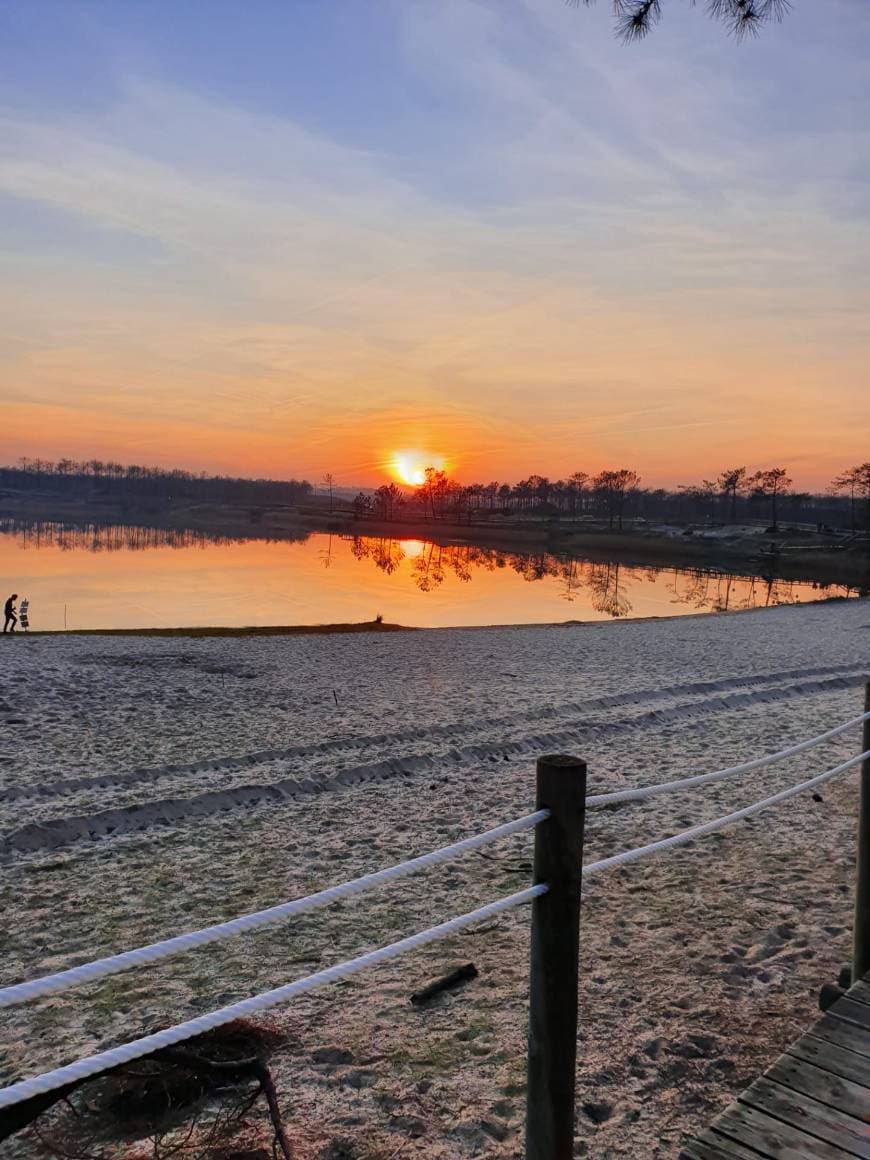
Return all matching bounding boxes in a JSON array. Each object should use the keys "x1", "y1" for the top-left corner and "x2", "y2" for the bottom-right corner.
[{"x1": 1, "y1": 598, "x2": 868, "y2": 1158}]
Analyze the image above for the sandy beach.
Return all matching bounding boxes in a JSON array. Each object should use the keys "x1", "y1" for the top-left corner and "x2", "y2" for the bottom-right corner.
[{"x1": 1, "y1": 598, "x2": 868, "y2": 1158}]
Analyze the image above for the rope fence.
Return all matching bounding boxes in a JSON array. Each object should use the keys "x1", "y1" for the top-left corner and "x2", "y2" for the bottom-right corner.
[
  {"x1": 586, "y1": 707, "x2": 870, "y2": 807},
  {"x1": 0, "y1": 810, "x2": 548, "y2": 1010},
  {"x1": 2, "y1": 690, "x2": 869, "y2": 1159},
  {"x1": 6, "y1": 712, "x2": 865, "y2": 1015},
  {"x1": 584, "y1": 749, "x2": 869, "y2": 877},
  {"x1": 0, "y1": 885, "x2": 546, "y2": 1110}
]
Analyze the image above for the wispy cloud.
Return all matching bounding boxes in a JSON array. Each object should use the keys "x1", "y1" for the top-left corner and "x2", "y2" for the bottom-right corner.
[{"x1": 0, "y1": 0, "x2": 867, "y2": 485}]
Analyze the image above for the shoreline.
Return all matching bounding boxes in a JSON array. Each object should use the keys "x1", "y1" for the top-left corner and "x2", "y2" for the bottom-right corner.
[
  {"x1": 15, "y1": 619, "x2": 413, "y2": 638},
  {"x1": 9, "y1": 593, "x2": 863, "y2": 637}
]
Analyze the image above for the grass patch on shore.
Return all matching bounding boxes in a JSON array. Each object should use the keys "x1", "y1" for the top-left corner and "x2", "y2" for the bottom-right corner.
[{"x1": 27, "y1": 619, "x2": 414, "y2": 638}]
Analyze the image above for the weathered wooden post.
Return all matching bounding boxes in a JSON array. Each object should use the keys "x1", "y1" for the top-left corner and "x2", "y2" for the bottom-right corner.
[
  {"x1": 526, "y1": 754, "x2": 587, "y2": 1160},
  {"x1": 852, "y1": 680, "x2": 870, "y2": 983}
]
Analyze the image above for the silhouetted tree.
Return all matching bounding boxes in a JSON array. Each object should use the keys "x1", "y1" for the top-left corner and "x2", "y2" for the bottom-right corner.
[
  {"x1": 373, "y1": 482, "x2": 404, "y2": 521},
  {"x1": 0, "y1": 460, "x2": 312, "y2": 507},
  {"x1": 572, "y1": 0, "x2": 790, "y2": 43},
  {"x1": 568, "y1": 471, "x2": 589, "y2": 517},
  {"x1": 352, "y1": 492, "x2": 371, "y2": 519},
  {"x1": 321, "y1": 472, "x2": 336, "y2": 512},
  {"x1": 5, "y1": 457, "x2": 864, "y2": 533},
  {"x1": 422, "y1": 467, "x2": 450, "y2": 521},
  {"x1": 831, "y1": 463, "x2": 870, "y2": 532},
  {"x1": 680, "y1": 480, "x2": 717, "y2": 522},
  {"x1": 717, "y1": 466, "x2": 748, "y2": 523},
  {"x1": 593, "y1": 468, "x2": 641, "y2": 530},
  {"x1": 750, "y1": 466, "x2": 792, "y2": 530}
]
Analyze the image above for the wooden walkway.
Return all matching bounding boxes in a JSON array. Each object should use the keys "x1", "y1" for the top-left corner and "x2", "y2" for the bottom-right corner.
[{"x1": 681, "y1": 975, "x2": 870, "y2": 1159}]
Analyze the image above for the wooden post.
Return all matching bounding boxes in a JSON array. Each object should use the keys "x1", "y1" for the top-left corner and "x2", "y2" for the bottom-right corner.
[
  {"x1": 526, "y1": 754, "x2": 587, "y2": 1160},
  {"x1": 852, "y1": 681, "x2": 870, "y2": 983}
]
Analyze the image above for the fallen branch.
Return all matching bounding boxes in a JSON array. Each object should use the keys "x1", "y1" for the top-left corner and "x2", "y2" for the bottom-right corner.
[
  {"x1": 411, "y1": 963, "x2": 478, "y2": 1005},
  {"x1": 0, "y1": 1021, "x2": 293, "y2": 1157}
]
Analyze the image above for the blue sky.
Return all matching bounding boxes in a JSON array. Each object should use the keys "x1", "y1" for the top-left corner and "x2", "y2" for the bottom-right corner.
[{"x1": 1, "y1": 0, "x2": 868, "y2": 486}]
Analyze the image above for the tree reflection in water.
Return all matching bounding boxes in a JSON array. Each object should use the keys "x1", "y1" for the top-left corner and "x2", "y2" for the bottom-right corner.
[
  {"x1": 2, "y1": 520, "x2": 858, "y2": 619},
  {"x1": 0, "y1": 519, "x2": 257, "y2": 552},
  {"x1": 663, "y1": 566, "x2": 806, "y2": 612},
  {"x1": 346, "y1": 535, "x2": 856, "y2": 616},
  {"x1": 351, "y1": 537, "x2": 644, "y2": 617}
]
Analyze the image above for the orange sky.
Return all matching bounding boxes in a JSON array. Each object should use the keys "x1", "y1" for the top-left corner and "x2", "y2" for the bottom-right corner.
[
  {"x1": 2, "y1": 315, "x2": 863, "y2": 491},
  {"x1": 1, "y1": 3, "x2": 868, "y2": 492}
]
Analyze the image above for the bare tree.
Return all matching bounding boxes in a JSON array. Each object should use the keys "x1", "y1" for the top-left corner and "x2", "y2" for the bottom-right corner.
[
  {"x1": 568, "y1": 471, "x2": 589, "y2": 517},
  {"x1": 571, "y1": 0, "x2": 791, "y2": 43},
  {"x1": 831, "y1": 463, "x2": 870, "y2": 532},
  {"x1": 750, "y1": 466, "x2": 792, "y2": 530},
  {"x1": 422, "y1": 467, "x2": 450, "y2": 521},
  {"x1": 321, "y1": 472, "x2": 335, "y2": 513},
  {"x1": 373, "y1": 482, "x2": 404, "y2": 521},
  {"x1": 700, "y1": 479, "x2": 719, "y2": 523},
  {"x1": 680, "y1": 480, "x2": 718, "y2": 522},
  {"x1": 352, "y1": 491, "x2": 371, "y2": 520},
  {"x1": 717, "y1": 466, "x2": 748, "y2": 524},
  {"x1": 593, "y1": 468, "x2": 641, "y2": 530}
]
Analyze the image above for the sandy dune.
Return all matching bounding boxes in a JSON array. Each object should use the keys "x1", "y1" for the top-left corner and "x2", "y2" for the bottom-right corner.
[{"x1": 1, "y1": 599, "x2": 868, "y2": 1157}]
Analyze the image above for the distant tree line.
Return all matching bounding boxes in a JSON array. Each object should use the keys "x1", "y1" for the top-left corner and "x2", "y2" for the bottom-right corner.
[
  {"x1": 354, "y1": 462, "x2": 870, "y2": 532},
  {"x1": 1, "y1": 458, "x2": 312, "y2": 506},
  {"x1": 5, "y1": 455, "x2": 868, "y2": 533}
]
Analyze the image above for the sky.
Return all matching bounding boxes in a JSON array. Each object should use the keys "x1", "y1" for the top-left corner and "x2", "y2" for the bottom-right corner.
[{"x1": 0, "y1": 0, "x2": 868, "y2": 491}]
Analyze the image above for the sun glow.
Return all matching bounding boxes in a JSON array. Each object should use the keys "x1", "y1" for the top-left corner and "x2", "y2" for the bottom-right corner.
[{"x1": 391, "y1": 452, "x2": 440, "y2": 487}]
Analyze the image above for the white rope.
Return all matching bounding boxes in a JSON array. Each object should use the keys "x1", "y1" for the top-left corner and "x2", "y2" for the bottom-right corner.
[
  {"x1": 587, "y1": 709, "x2": 870, "y2": 807},
  {"x1": 4, "y1": 746, "x2": 868, "y2": 1112},
  {"x1": 583, "y1": 750, "x2": 869, "y2": 876},
  {"x1": 0, "y1": 810, "x2": 548, "y2": 1010},
  {"x1": 0, "y1": 885, "x2": 545, "y2": 1111}
]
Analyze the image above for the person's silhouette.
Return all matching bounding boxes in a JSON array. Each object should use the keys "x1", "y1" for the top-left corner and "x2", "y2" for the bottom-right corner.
[{"x1": 3, "y1": 593, "x2": 18, "y2": 633}]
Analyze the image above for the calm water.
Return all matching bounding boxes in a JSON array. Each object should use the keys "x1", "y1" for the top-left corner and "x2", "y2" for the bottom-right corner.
[{"x1": 0, "y1": 522, "x2": 857, "y2": 631}]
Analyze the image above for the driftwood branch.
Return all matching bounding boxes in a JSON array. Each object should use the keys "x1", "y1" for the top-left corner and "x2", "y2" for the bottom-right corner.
[{"x1": 411, "y1": 963, "x2": 478, "y2": 1005}]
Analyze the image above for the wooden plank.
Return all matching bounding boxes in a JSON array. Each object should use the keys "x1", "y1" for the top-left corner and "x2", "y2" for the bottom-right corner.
[
  {"x1": 681, "y1": 969, "x2": 870, "y2": 1158},
  {"x1": 786, "y1": 1032, "x2": 870, "y2": 1089},
  {"x1": 707, "y1": 1102, "x2": 862, "y2": 1159},
  {"x1": 830, "y1": 994, "x2": 870, "y2": 1030},
  {"x1": 846, "y1": 978, "x2": 870, "y2": 1007},
  {"x1": 767, "y1": 1052, "x2": 869, "y2": 1119},
  {"x1": 679, "y1": 1132, "x2": 770, "y2": 1159},
  {"x1": 738, "y1": 1075, "x2": 869, "y2": 1157},
  {"x1": 808, "y1": 1011, "x2": 870, "y2": 1056}
]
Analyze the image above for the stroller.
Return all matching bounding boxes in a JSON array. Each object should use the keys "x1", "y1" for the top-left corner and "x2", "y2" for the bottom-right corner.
[{"x1": 19, "y1": 599, "x2": 29, "y2": 632}]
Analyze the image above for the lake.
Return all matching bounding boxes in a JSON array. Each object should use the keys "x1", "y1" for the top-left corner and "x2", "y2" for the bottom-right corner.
[{"x1": 0, "y1": 521, "x2": 857, "y2": 631}]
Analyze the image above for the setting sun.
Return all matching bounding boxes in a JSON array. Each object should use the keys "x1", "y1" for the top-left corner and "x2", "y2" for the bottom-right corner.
[{"x1": 390, "y1": 452, "x2": 445, "y2": 488}]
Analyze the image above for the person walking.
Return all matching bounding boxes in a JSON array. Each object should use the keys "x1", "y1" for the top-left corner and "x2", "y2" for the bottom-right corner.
[{"x1": 3, "y1": 593, "x2": 18, "y2": 633}]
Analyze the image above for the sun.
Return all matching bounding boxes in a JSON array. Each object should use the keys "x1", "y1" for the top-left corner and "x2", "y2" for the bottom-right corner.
[{"x1": 391, "y1": 454, "x2": 428, "y2": 487}]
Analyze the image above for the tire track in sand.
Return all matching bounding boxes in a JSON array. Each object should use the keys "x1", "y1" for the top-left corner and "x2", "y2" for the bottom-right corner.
[
  {"x1": 0, "y1": 661, "x2": 860, "y2": 806},
  {"x1": 1, "y1": 672, "x2": 863, "y2": 858}
]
